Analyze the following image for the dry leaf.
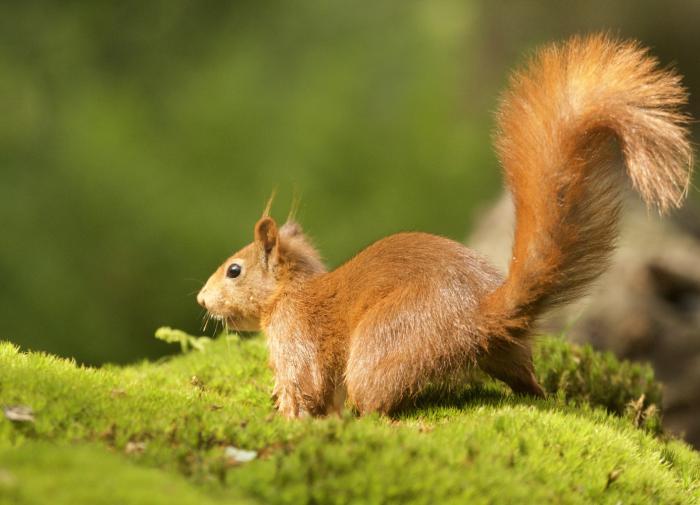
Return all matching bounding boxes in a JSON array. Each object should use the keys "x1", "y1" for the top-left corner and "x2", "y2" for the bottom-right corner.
[
  {"x1": 225, "y1": 446, "x2": 257, "y2": 464},
  {"x1": 605, "y1": 468, "x2": 624, "y2": 490},
  {"x1": 3, "y1": 405, "x2": 34, "y2": 423},
  {"x1": 125, "y1": 441, "x2": 147, "y2": 454},
  {"x1": 110, "y1": 388, "x2": 126, "y2": 398},
  {"x1": 190, "y1": 376, "x2": 205, "y2": 389}
]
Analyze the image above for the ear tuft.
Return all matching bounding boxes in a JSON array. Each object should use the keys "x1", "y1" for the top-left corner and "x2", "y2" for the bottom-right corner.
[
  {"x1": 280, "y1": 221, "x2": 303, "y2": 238},
  {"x1": 255, "y1": 217, "x2": 278, "y2": 255},
  {"x1": 262, "y1": 189, "x2": 277, "y2": 218}
]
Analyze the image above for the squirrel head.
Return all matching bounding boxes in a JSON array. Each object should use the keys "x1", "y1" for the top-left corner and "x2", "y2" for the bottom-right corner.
[{"x1": 196, "y1": 217, "x2": 326, "y2": 332}]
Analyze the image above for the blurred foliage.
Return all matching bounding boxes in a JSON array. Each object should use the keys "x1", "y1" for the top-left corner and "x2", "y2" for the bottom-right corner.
[{"x1": 1, "y1": 0, "x2": 698, "y2": 364}]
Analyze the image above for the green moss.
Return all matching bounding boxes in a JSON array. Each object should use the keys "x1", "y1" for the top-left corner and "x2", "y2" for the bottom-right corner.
[
  {"x1": 1, "y1": 334, "x2": 699, "y2": 504},
  {"x1": 534, "y1": 336, "x2": 663, "y2": 433},
  {"x1": 0, "y1": 442, "x2": 248, "y2": 505}
]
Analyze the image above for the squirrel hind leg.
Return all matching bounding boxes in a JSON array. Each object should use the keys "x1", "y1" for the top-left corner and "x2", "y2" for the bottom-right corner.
[
  {"x1": 345, "y1": 309, "x2": 482, "y2": 415},
  {"x1": 344, "y1": 320, "x2": 434, "y2": 415},
  {"x1": 477, "y1": 342, "x2": 545, "y2": 398},
  {"x1": 344, "y1": 349, "x2": 413, "y2": 416}
]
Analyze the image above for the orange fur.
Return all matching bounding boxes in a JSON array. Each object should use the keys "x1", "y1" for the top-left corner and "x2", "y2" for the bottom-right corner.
[
  {"x1": 479, "y1": 35, "x2": 693, "y2": 346},
  {"x1": 197, "y1": 35, "x2": 693, "y2": 417}
]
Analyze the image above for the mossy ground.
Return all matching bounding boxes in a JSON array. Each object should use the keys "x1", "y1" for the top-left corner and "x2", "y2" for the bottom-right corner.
[{"x1": 1, "y1": 333, "x2": 699, "y2": 504}]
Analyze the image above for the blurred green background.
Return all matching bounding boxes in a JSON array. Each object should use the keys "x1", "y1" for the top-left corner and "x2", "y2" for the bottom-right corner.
[{"x1": 1, "y1": 1, "x2": 698, "y2": 365}]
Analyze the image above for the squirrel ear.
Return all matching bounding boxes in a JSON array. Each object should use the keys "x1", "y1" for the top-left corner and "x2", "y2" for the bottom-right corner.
[{"x1": 254, "y1": 217, "x2": 279, "y2": 262}]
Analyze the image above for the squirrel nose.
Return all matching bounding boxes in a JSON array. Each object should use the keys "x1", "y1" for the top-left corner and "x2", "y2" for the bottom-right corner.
[{"x1": 197, "y1": 290, "x2": 208, "y2": 309}]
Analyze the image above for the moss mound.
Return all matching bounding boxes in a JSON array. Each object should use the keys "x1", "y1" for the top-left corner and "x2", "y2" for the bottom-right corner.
[{"x1": 1, "y1": 334, "x2": 698, "y2": 504}]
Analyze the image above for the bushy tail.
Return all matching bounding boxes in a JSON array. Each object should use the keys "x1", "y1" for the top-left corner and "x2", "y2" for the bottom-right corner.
[{"x1": 479, "y1": 34, "x2": 693, "y2": 342}]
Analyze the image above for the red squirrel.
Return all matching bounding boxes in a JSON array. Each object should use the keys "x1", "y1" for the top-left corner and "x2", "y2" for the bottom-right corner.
[{"x1": 197, "y1": 35, "x2": 693, "y2": 418}]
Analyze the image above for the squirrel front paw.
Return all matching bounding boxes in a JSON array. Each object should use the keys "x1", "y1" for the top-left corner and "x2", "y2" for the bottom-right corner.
[{"x1": 273, "y1": 384, "x2": 307, "y2": 419}]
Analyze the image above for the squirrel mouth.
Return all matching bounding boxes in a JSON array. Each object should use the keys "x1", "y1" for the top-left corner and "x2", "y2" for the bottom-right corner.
[
  {"x1": 225, "y1": 316, "x2": 259, "y2": 332},
  {"x1": 225, "y1": 316, "x2": 260, "y2": 333},
  {"x1": 203, "y1": 312, "x2": 259, "y2": 333}
]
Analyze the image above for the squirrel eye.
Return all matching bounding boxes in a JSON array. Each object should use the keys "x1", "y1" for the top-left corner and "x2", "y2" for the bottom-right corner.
[{"x1": 226, "y1": 263, "x2": 242, "y2": 279}]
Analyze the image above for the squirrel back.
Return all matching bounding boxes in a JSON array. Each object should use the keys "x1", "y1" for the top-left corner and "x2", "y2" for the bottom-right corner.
[{"x1": 478, "y1": 34, "x2": 693, "y2": 344}]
